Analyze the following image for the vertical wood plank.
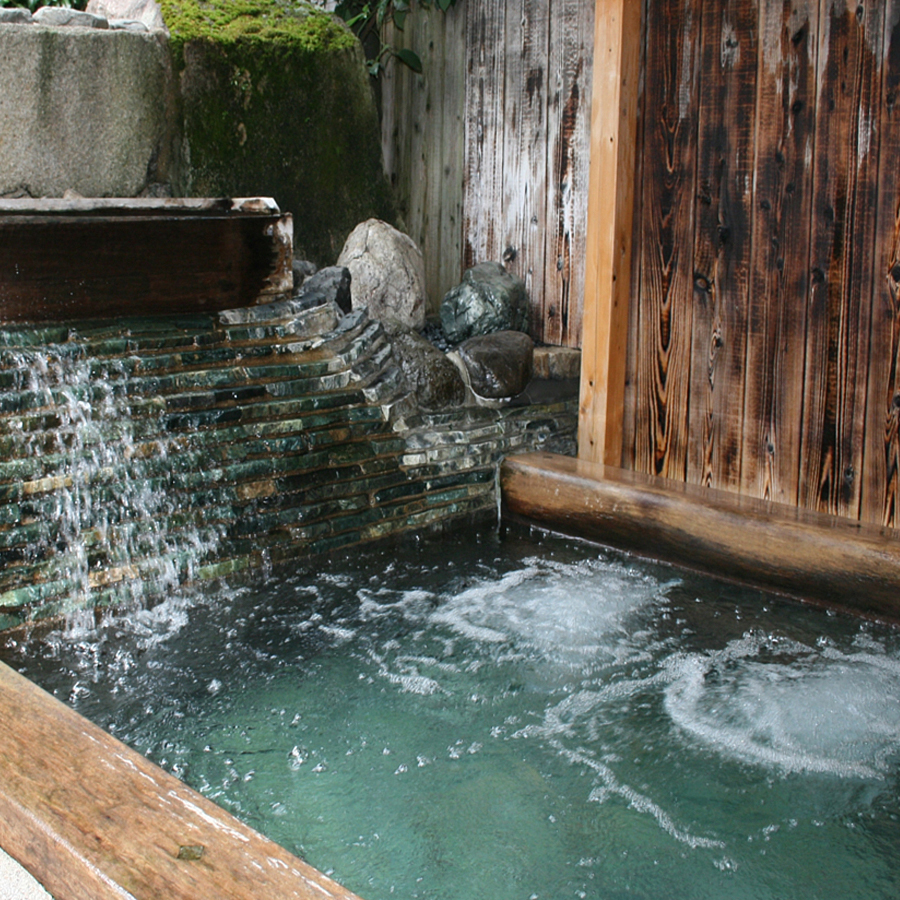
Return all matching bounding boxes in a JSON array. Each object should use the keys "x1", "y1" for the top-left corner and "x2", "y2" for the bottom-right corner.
[
  {"x1": 436, "y1": 1, "x2": 467, "y2": 306},
  {"x1": 688, "y1": 0, "x2": 758, "y2": 492},
  {"x1": 621, "y1": 0, "x2": 650, "y2": 470},
  {"x1": 629, "y1": 0, "x2": 701, "y2": 478},
  {"x1": 862, "y1": 2, "x2": 900, "y2": 526},
  {"x1": 578, "y1": 0, "x2": 642, "y2": 464},
  {"x1": 543, "y1": 0, "x2": 594, "y2": 347},
  {"x1": 741, "y1": 0, "x2": 819, "y2": 506},
  {"x1": 463, "y1": 0, "x2": 507, "y2": 271},
  {"x1": 380, "y1": 3, "x2": 466, "y2": 315},
  {"x1": 800, "y1": 0, "x2": 885, "y2": 519},
  {"x1": 499, "y1": 0, "x2": 551, "y2": 333}
]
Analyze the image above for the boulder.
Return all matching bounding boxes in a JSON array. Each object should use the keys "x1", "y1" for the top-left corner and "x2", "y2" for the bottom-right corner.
[
  {"x1": 109, "y1": 19, "x2": 151, "y2": 32},
  {"x1": 391, "y1": 330, "x2": 466, "y2": 411},
  {"x1": 168, "y1": 1, "x2": 395, "y2": 265},
  {"x1": 337, "y1": 219, "x2": 426, "y2": 334},
  {"x1": 0, "y1": 23, "x2": 178, "y2": 199},
  {"x1": 440, "y1": 262, "x2": 529, "y2": 344},
  {"x1": 455, "y1": 331, "x2": 534, "y2": 400},
  {"x1": 292, "y1": 259, "x2": 318, "y2": 293},
  {"x1": 0, "y1": 8, "x2": 32, "y2": 23},
  {"x1": 86, "y1": 0, "x2": 167, "y2": 30}
]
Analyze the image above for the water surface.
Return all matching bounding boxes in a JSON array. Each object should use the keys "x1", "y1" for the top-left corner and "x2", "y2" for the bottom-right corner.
[{"x1": 3, "y1": 527, "x2": 899, "y2": 900}]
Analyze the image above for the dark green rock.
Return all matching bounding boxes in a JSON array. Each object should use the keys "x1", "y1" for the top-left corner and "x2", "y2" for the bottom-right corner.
[{"x1": 440, "y1": 262, "x2": 529, "y2": 344}]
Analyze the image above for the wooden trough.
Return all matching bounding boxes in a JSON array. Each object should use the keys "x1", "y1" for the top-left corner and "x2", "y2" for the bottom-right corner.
[{"x1": 0, "y1": 197, "x2": 293, "y2": 323}]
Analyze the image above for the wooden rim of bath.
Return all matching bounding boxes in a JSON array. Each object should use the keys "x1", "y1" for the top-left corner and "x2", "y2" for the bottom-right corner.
[
  {"x1": 502, "y1": 451, "x2": 900, "y2": 625},
  {"x1": 0, "y1": 661, "x2": 363, "y2": 900}
]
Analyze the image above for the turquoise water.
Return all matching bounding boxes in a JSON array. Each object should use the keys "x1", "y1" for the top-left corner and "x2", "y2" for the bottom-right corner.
[{"x1": 3, "y1": 527, "x2": 900, "y2": 900}]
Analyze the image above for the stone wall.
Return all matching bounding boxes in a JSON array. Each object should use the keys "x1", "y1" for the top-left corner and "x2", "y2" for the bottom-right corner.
[{"x1": 0, "y1": 302, "x2": 576, "y2": 628}]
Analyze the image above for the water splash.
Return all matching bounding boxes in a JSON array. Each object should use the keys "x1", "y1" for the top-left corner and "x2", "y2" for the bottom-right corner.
[{"x1": 0, "y1": 336, "x2": 222, "y2": 619}]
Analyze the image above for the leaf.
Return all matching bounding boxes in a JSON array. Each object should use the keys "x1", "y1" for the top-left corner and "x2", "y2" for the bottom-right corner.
[
  {"x1": 394, "y1": 47, "x2": 423, "y2": 73},
  {"x1": 392, "y1": 9, "x2": 407, "y2": 30}
]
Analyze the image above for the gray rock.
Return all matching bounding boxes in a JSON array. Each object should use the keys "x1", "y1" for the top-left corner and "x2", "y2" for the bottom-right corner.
[
  {"x1": 33, "y1": 7, "x2": 109, "y2": 28},
  {"x1": 0, "y1": 22, "x2": 176, "y2": 199},
  {"x1": 337, "y1": 219, "x2": 426, "y2": 334},
  {"x1": 456, "y1": 331, "x2": 534, "y2": 400},
  {"x1": 292, "y1": 259, "x2": 317, "y2": 293},
  {"x1": 109, "y1": 19, "x2": 150, "y2": 32},
  {"x1": 295, "y1": 266, "x2": 352, "y2": 314},
  {"x1": 391, "y1": 330, "x2": 466, "y2": 411},
  {"x1": 0, "y1": 9, "x2": 33, "y2": 24},
  {"x1": 86, "y1": 0, "x2": 166, "y2": 30},
  {"x1": 440, "y1": 262, "x2": 529, "y2": 344}
]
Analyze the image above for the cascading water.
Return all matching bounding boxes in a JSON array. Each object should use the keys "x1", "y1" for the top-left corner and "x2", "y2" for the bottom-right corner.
[{"x1": 0, "y1": 334, "x2": 222, "y2": 619}]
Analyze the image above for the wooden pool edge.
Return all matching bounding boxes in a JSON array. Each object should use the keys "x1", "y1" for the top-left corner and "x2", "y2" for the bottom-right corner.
[
  {"x1": 501, "y1": 451, "x2": 900, "y2": 624},
  {"x1": 0, "y1": 662, "x2": 363, "y2": 900}
]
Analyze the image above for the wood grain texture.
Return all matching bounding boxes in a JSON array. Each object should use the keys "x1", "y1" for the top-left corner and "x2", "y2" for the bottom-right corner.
[
  {"x1": 0, "y1": 662, "x2": 362, "y2": 900},
  {"x1": 499, "y1": 0, "x2": 551, "y2": 326},
  {"x1": 502, "y1": 451, "x2": 900, "y2": 622},
  {"x1": 461, "y1": 0, "x2": 592, "y2": 347},
  {"x1": 578, "y1": 0, "x2": 642, "y2": 464},
  {"x1": 380, "y1": 3, "x2": 466, "y2": 313},
  {"x1": 0, "y1": 204, "x2": 292, "y2": 324},
  {"x1": 463, "y1": 0, "x2": 507, "y2": 273},
  {"x1": 862, "y1": 2, "x2": 900, "y2": 526},
  {"x1": 543, "y1": 0, "x2": 594, "y2": 347},
  {"x1": 632, "y1": 0, "x2": 701, "y2": 479},
  {"x1": 740, "y1": 0, "x2": 818, "y2": 506},
  {"x1": 688, "y1": 0, "x2": 758, "y2": 492},
  {"x1": 799, "y1": 0, "x2": 885, "y2": 519}
]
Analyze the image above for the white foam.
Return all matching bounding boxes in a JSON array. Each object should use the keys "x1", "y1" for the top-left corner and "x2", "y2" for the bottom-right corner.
[{"x1": 664, "y1": 632, "x2": 900, "y2": 779}]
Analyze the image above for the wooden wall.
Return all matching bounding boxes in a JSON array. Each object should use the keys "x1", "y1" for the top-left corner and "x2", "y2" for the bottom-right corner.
[
  {"x1": 381, "y1": 0, "x2": 594, "y2": 347},
  {"x1": 619, "y1": 0, "x2": 900, "y2": 529},
  {"x1": 381, "y1": 3, "x2": 467, "y2": 320}
]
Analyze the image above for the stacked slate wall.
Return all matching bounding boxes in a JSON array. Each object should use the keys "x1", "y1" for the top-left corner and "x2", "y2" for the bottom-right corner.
[{"x1": 0, "y1": 304, "x2": 576, "y2": 628}]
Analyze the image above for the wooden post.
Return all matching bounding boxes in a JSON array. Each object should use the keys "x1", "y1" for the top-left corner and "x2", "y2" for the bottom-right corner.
[{"x1": 578, "y1": 0, "x2": 642, "y2": 464}]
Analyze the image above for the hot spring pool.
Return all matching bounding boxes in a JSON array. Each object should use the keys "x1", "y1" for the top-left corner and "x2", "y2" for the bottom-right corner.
[{"x1": 3, "y1": 526, "x2": 899, "y2": 900}]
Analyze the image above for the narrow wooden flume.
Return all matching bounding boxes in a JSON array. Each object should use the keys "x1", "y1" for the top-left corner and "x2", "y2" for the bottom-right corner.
[
  {"x1": 502, "y1": 451, "x2": 900, "y2": 623},
  {"x1": 0, "y1": 662, "x2": 363, "y2": 900}
]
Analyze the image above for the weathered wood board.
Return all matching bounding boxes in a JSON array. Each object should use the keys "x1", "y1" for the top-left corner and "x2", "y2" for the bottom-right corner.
[
  {"x1": 0, "y1": 198, "x2": 292, "y2": 324},
  {"x1": 616, "y1": 0, "x2": 900, "y2": 528},
  {"x1": 0, "y1": 661, "x2": 362, "y2": 900},
  {"x1": 502, "y1": 452, "x2": 900, "y2": 622},
  {"x1": 381, "y1": 0, "x2": 594, "y2": 347}
]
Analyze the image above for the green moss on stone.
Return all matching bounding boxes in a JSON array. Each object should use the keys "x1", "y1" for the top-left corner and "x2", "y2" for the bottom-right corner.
[
  {"x1": 160, "y1": 1, "x2": 395, "y2": 263},
  {"x1": 160, "y1": 0, "x2": 356, "y2": 68}
]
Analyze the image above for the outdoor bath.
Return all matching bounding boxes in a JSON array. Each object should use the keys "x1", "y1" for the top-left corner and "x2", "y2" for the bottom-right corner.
[
  {"x1": 3, "y1": 523, "x2": 900, "y2": 900},
  {"x1": 4, "y1": 0, "x2": 900, "y2": 896}
]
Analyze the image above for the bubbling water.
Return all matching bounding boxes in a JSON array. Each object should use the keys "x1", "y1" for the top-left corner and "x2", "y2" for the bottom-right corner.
[
  {"x1": 4, "y1": 529, "x2": 900, "y2": 900},
  {"x1": 664, "y1": 631, "x2": 900, "y2": 779}
]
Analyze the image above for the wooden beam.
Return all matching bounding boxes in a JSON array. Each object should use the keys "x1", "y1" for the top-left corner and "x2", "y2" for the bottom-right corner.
[
  {"x1": 0, "y1": 198, "x2": 293, "y2": 324},
  {"x1": 578, "y1": 0, "x2": 642, "y2": 464},
  {"x1": 0, "y1": 662, "x2": 362, "y2": 900},
  {"x1": 502, "y1": 451, "x2": 900, "y2": 623}
]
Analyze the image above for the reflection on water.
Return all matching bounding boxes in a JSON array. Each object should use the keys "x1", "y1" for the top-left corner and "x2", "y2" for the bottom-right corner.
[{"x1": 3, "y1": 526, "x2": 900, "y2": 900}]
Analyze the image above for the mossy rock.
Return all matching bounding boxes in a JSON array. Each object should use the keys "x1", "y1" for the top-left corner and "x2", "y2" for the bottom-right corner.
[{"x1": 160, "y1": 0, "x2": 395, "y2": 265}]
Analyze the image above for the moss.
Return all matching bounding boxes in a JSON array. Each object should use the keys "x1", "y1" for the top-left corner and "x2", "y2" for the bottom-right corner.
[
  {"x1": 161, "y1": 0, "x2": 396, "y2": 265},
  {"x1": 160, "y1": 0, "x2": 356, "y2": 69}
]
